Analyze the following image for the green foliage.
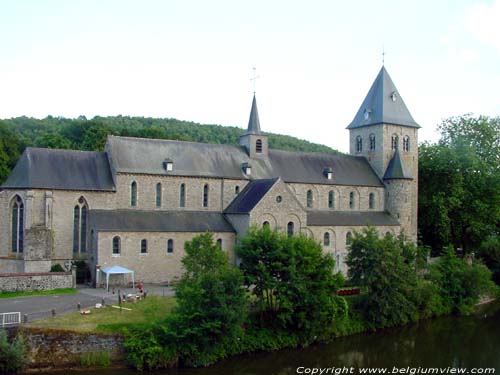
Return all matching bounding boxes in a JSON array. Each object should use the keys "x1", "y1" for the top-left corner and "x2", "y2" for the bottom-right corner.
[
  {"x1": 0, "y1": 123, "x2": 25, "y2": 185},
  {"x1": 429, "y1": 247, "x2": 497, "y2": 314},
  {"x1": 50, "y1": 263, "x2": 65, "y2": 272},
  {"x1": 236, "y1": 227, "x2": 346, "y2": 337},
  {"x1": 346, "y1": 228, "x2": 419, "y2": 328},
  {"x1": 419, "y1": 115, "x2": 500, "y2": 254},
  {"x1": 0, "y1": 330, "x2": 27, "y2": 374},
  {"x1": 0, "y1": 288, "x2": 76, "y2": 299},
  {"x1": 79, "y1": 351, "x2": 110, "y2": 367},
  {"x1": 477, "y1": 235, "x2": 500, "y2": 285}
]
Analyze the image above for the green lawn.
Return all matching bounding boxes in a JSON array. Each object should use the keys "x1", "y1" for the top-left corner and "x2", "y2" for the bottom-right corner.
[
  {"x1": 28, "y1": 295, "x2": 176, "y2": 333},
  {"x1": 0, "y1": 288, "x2": 77, "y2": 299}
]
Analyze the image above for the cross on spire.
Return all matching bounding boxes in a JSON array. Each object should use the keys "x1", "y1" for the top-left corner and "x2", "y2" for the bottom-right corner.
[
  {"x1": 382, "y1": 45, "x2": 386, "y2": 66},
  {"x1": 250, "y1": 67, "x2": 260, "y2": 95}
]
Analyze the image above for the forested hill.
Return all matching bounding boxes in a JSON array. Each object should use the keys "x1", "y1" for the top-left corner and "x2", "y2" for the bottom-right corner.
[{"x1": 0, "y1": 115, "x2": 339, "y2": 184}]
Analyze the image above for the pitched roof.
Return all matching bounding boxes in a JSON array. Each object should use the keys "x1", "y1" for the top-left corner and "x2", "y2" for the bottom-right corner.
[
  {"x1": 225, "y1": 178, "x2": 278, "y2": 213},
  {"x1": 1, "y1": 148, "x2": 115, "y2": 191},
  {"x1": 106, "y1": 136, "x2": 384, "y2": 187},
  {"x1": 383, "y1": 150, "x2": 412, "y2": 180},
  {"x1": 89, "y1": 210, "x2": 235, "y2": 232},
  {"x1": 244, "y1": 95, "x2": 261, "y2": 134},
  {"x1": 307, "y1": 211, "x2": 400, "y2": 227},
  {"x1": 347, "y1": 66, "x2": 419, "y2": 129}
]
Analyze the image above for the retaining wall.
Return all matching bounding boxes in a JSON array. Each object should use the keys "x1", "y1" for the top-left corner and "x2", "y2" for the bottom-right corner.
[{"x1": 0, "y1": 271, "x2": 74, "y2": 292}]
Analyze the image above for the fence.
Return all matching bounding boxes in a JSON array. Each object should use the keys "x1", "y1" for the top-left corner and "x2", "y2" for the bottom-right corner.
[{"x1": 0, "y1": 312, "x2": 21, "y2": 327}]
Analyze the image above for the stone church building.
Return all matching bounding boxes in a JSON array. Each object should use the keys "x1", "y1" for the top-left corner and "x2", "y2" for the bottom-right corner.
[{"x1": 0, "y1": 66, "x2": 420, "y2": 285}]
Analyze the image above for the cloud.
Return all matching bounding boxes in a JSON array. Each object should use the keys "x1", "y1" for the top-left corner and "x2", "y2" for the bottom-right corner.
[{"x1": 464, "y1": 0, "x2": 500, "y2": 52}]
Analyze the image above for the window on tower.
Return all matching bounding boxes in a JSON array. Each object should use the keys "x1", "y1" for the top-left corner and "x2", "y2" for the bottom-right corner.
[
  {"x1": 256, "y1": 139, "x2": 263, "y2": 153},
  {"x1": 369, "y1": 134, "x2": 376, "y2": 150},
  {"x1": 403, "y1": 136, "x2": 410, "y2": 152},
  {"x1": 356, "y1": 136, "x2": 363, "y2": 153},
  {"x1": 391, "y1": 134, "x2": 399, "y2": 150}
]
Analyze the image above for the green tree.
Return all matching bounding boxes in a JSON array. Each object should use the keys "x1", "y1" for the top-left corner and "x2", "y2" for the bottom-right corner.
[
  {"x1": 237, "y1": 227, "x2": 345, "y2": 336},
  {"x1": 477, "y1": 235, "x2": 500, "y2": 284},
  {"x1": 0, "y1": 122, "x2": 25, "y2": 185},
  {"x1": 346, "y1": 228, "x2": 419, "y2": 328},
  {"x1": 0, "y1": 330, "x2": 27, "y2": 374}
]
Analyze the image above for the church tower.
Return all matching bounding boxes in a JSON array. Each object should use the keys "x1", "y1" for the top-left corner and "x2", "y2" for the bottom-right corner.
[
  {"x1": 347, "y1": 66, "x2": 420, "y2": 241},
  {"x1": 240, "y1": 95, "x2": 268, "y2": 158}
]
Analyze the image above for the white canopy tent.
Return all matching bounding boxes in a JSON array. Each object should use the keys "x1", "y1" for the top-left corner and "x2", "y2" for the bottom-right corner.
[{"x1": 99, "y1": 265, "x2": 135, "y2": 292}]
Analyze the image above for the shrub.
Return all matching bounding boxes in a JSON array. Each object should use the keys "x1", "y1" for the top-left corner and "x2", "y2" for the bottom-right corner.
[
  {"x1": 79, "y1": 351, "x2": 110, "y2": 367},
  {"x1": 50, "y1": 263, "x2": 65, "y2": 272},
  {"x1": 0, "y1": 330, "x2": 27, "y2": 374}
]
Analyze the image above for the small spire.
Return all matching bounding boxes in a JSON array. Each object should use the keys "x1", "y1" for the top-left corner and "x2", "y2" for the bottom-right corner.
[
  {"x1": 383, "y1": 149, "x2": 412, "y2": 180},
  {"x1": 246, "y1": 95, "x2": 261, "y2": 134}
]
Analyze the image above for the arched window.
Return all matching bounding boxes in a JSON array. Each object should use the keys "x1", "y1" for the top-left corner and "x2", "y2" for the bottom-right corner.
[
  {"x1": 216, "y1": 239, "x2": 223, "y2": 249},
  {"x1": 112, "y1": 236, "x2": 121, "y2": 255},
  {"x1": 167, "y1": 239, "x2": 174, "y2": 253},
  {"x1": 256, "y1": 139, "x2": 263, "y2": 153},
  {"x1": 141, "y1": 239, "x2": 148, "y2": 254},
  {"x1": 156, "y1": 183, "x2": 162, "y2": 207},
  {"x1": 131, "y1": 181, "x2": 137, "y2": 207},
  {"x1": 403, "y1": 136, "x2": 410, "y2": 152},
  {"x1": 349, "y1": 192, "x2": 355, "y2": 209},
  {"x1": 369, "y1": 193, "x2": 375, "y2": 209},
  {"x1": 73, "y1": 197, "x2": 88, "y2": 253},
  {"x1": 263, "y1": 221, "x2": 270, "y2": 229},
  {"x1": 391, "y1": 134, "x2": 399, "y2": 150},
  {"x1": 369, "y1": 134, "x2": 376, "y2": 150},
  {"x1": 287, "y1": 222, "x2": 294, "y2": 237},
  {"x1": 323, "y1": 232, "x2": 330, "y2": 246},
  {"x1": 235, "y1": 186, "x2": 240, "y2": 195},
  {"x1": 11, "y1": 195, "x2": 24, "y2": 253},
  {"x1": 328, "y1": 191, "x2": 335, "y2": 209},
  {"x1": 203, "y1": 184, "x2": 209, "y2": 208},
  {"x1": 307, "y1": 190, "x2": 313, "y2": 208},
  {"x1": 180, "y1": 183, "x2": 186, "y2": 207},
  {"x1": 356, "y1": 136, "x2": 363, "y2": 153},
  {"x1": 346, "y1": 232, "x2": 353, "y2": 246}
]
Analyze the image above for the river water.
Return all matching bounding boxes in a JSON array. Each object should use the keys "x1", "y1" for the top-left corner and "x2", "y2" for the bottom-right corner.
[{"x1": 46, "y1": 301, "x2": 500, "y2": 375}]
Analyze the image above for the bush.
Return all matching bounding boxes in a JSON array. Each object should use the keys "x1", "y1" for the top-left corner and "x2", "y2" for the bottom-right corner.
[
  {"x1": 50, "y1": 263, "x2": 65, "y2": 272},
  {"x1": 0, "y1": 330, "x2": 27, "y2": 374},
  {"x1": 79, "y1": 351, "x2": 110, "y2": 367},
  {"x1": 477, "y1": 235, "x2": 500, "y2": 285}
]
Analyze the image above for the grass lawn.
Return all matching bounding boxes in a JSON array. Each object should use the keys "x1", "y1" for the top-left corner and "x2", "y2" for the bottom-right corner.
[
  {"x1": 28, "y1": 295, "x2": 176, "y2": 333},
  {"x1": 0, "y1": 288, "x2": 77, "y2": 299}
]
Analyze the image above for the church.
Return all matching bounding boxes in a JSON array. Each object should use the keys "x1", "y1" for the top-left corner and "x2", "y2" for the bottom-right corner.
[{"x1": 0, "y1": 66, "x2": 419, "y2": 285}]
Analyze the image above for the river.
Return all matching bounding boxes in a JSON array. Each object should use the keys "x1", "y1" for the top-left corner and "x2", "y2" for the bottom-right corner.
[{"x1": 45, "y1": 301, "x2": 500, "y2": 375}]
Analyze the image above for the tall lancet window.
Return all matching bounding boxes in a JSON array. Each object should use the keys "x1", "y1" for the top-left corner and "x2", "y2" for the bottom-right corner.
[
  {"x1": 73, "y1": 196, "x2": 88, "y2": 253},
  {"x1": 391, "y1": 134, "x2": 399, "y2": 150},
  {"x1": 203, "y1": 184, "x2": 209, "y2": 208},
  {"x1": 11, "y1": 195, "x2": 24, "y2": 253},
  {"x1": 356, "y1": 136, "x2": 363, "y2": 153},
  {"x1": 131, "y1": 181, "x2": 137, "y2": 207},
  {"x1": 156, "y1": 183, "x2": 162, "y2": 207},
  {"x1": 180, "y1": 183, "x2": 186, "y2": 207}
]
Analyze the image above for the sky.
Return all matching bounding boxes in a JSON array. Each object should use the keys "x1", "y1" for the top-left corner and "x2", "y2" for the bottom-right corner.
[{"x1": 0, "y1": 0, "x2": 499, "y2": 153}]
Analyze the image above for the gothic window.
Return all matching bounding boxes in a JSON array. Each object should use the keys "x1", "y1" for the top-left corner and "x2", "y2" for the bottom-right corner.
[
  {"x1": 216, "y1": 239, "x2": 223, "y2": 249},
  {"x1": 391, "y1": 134, "x2": 399, "y2": 150},
  {"x1": 11, "y1": 195, "x2": 24, "y2": 253},
  {"x1": 324, "y1": 232, "x2": 330, "y2": 246},
  {"x1": 167, "y1": 239, "x2": 174, "y2": 253},
  {"x1": 328, "y1": 191, "x2": 335, "y2": 209},
  {"x1": 287, "y1": 222, "x2": 294, "y2": 237},
  {"x1": 141, "y1": 239, "x2": 148, "y2": 254},
  {"x1": 346, "y1": 232, "x2": 353, "y2": 246},
  {"x1": 112, "y1": 236, "x2": 121, "y2": 255},
  {"x1": 156, "y1": 183, "x2": 162, "y2": 207},
  {"x1": 73, "y1": 197, "x2": 88, "y2": 253},
  {"x1": 263, "y1": 221, "x2": 270, "y2": 229},
  {"x1": 356, "y1": 136, "x2": 363, "y2": 153},
  {"x1": 256, "y1": 139, "x2": 263, "y2": 153},
  {"x1": 180, "y1": 183, "x2": 186, "y2": 207},
  {"x1": 369, "y1": 134, "x2": 376, "y2": 150},
  {"x1": 307, "y1": 190, "x2": 313, "y2": 208},
  {"x1": 131, "y1": 181, "x2": 137, "y2": 207},
  {"x1": 369, "y1": 193, "x2": 375, "y2": 209},
  {"x1": 349, "y1": 192, "x2": 355, "y2": 209},
  {"x1": 235, "y1": 186, "x2": 240, "y2": 195},
  {"x1": 403, "y1": 136, "x2": 410, "y2": 152},
  {"x1": 203, "y1": 184, "x2": 209, "y2": 208}
]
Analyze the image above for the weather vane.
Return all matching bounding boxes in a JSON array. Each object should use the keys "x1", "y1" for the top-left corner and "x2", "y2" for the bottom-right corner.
[{"x1": 250, "y1": 67, "x2": 260, "y2": 95}]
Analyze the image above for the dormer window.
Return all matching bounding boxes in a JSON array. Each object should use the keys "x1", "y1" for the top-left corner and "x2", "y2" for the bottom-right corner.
[
  {"x1": 323, "y1": 167, "x2": 333, "y2": 180},
  {"x1": 363, "y1": 109, "x2": 371, "y2": 121},
  {"x1": 391, "y1": 91, "x2": 398, "y2": 102},
  {"x1": 242, "y1": 162, "x2": 252, "y2": 175},
  {"x1": 163, "y1": 158, "x2": 173, "y2": 172}
]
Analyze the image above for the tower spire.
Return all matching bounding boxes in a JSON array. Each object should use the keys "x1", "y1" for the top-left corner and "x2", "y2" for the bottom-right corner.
[{"x1": 246, "y1": 95, "x2": 261, "y2": 134}]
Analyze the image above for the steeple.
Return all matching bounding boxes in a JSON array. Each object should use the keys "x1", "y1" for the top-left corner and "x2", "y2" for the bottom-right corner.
[
  {"x1": 383, "y1": 149, "x2": 412, "y2": 180},
  {"x1": 347, "y1": 66, "x2": 419, "y2": 129},
  {"x1": 246, "y1": 95, "x2": 261, "y2": 134}
]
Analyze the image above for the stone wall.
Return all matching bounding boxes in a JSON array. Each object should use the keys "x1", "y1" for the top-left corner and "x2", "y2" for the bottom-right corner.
[
  {"x1": 17, "y1": 327, "x2": 123, "y2": 369},
  {"x1": 0, "y1": 272, "x2": 73, "y2": 292}
]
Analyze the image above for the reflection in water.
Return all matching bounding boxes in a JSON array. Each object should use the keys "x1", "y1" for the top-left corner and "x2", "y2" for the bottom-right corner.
[{"x1": 42, "y1": 301, "x2": 500, "y2": 375}]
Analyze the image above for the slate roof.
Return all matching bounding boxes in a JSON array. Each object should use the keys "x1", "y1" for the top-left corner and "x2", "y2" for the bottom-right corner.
[
  {"x1": 89, "y1": 210, "x2": 235, "y2": 232},
  {"x1": 307, "y1": 211, "x2": 400, "y2": 227},
  {"x1": 347, "y1": 66, "x2": 419, "y2": 129},
  {"x1": 106, "y1": 136, "x2": 384, "y2": 187},
  {"x1": 1, "y1": 148, "x2": 115, "y2": 191},
  {"x1": 225, "y1": 178, "x2": 278, "y2": 214},
  {"x1": 244, "y1": 95, "x2": 262, "y2": 134},
  {"x1": 383, "y1": 150, "x2": 412, "y2": 180}
]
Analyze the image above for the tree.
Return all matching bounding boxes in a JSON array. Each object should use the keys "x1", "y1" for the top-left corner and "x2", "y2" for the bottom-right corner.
[
  {"x1": 0, "y1": 122, "x2": 25, "y2": 185},
  {"x1": 346, "y1": 228, "x2": 419, "y2": 328},
  {"x1": 0, "y1": 329, "x2": 27, "y2": 374},
  {"x1": 236, "y1": 227, "x2": 346, "y2": 336},
  {"x1": 477, "y1": 235, "x2": 500, "y2": 285}
]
